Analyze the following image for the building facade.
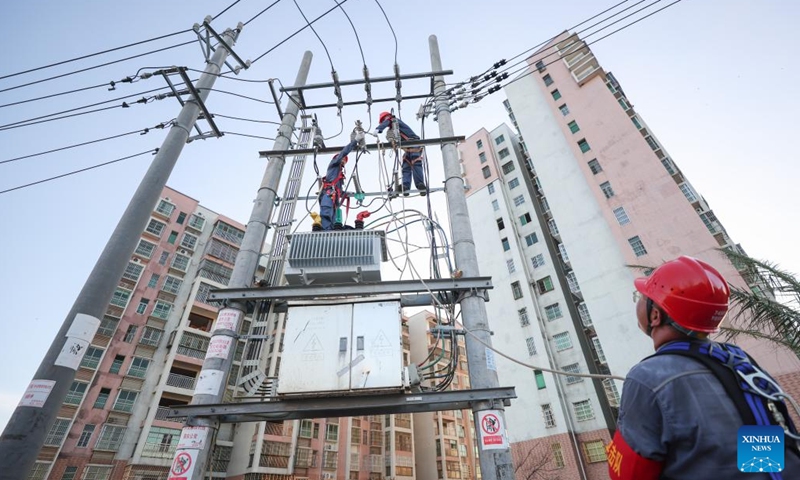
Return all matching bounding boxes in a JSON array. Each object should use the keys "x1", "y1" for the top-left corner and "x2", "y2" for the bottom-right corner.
[{"x1": 458, "y1": 32, "x2": 800, "y2": 479}]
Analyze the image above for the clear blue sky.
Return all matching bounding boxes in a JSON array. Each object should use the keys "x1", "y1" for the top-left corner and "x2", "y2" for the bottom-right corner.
[{"x1": 1, "y1": 0, "x2": 798, "y2": 430}]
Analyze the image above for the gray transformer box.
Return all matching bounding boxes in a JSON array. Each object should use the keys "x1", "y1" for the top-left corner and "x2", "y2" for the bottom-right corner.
[
  {"x1": 278, "y1": 301, "x2": 403, "y2": 395},
  {"x1": 283, "y1": 230, "x2": 388, "y2": 285}
]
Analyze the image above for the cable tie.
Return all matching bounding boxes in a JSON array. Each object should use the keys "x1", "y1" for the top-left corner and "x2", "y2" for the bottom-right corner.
[
  {"x1": 121, "y1": 102, "x2": 129, "y2": 108},
  {"x1": 108, "y1": 81, "x2": 116, "y2": 91},
  {"x1": 140, "y1": 128, "x2": 149, "y2": 135},
  {"x1": 121, "y1": 76, "x2": 134, "y2": 83},
  {"x1": 152, "y1": 148, "x2": 159, "y2": 155}
]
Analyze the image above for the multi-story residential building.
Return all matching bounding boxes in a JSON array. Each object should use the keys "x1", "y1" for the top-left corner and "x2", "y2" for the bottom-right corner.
[{"x1": 458, "y1": 31, "x2": 800, "y2": 480}]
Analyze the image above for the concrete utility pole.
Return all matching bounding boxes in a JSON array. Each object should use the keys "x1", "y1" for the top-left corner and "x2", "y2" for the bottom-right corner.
[
  {"x1": 0, "y1": 24, "x2": 243, "y2": 480},
  {"x1": 428, "y1": 35, "x2": 515, "y2": 480},
  {"x1": 166, "y1": 51, "x2": 313, "y2": 480}
]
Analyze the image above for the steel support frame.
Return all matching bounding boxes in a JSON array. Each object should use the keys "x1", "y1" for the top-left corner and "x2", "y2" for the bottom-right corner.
[
  {"x1": 280, "y1": 70, "x2": 453, "y2": 93},
  {"x1": 208, "y1": 276, "x2": 493, "y2": 302},
  {"x1": 258, "y1": 136, "x2": 465, "y2": 158},
  {"x1": 169, "y1": 387, "x2": 516, "y2": 422}
]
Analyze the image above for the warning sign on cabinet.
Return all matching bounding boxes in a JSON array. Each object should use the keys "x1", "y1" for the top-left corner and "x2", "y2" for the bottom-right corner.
[{"x1": 478, "y1": 410, "x2": 509, "y2": 450}]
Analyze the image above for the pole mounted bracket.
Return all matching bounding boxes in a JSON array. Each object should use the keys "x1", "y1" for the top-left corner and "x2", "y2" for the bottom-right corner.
[{"x1": 195, "y1": 20, "x2": 250, "y2": 74}]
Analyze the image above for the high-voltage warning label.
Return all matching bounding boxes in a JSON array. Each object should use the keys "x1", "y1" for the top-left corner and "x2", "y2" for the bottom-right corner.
[{"x1": 18, "y1": 380, "x2": 55, "y2": 408}]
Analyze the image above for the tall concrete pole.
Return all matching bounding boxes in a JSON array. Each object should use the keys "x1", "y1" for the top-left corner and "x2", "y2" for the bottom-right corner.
[
  {"x1": 167, "y1": 51, "x2": 313, "y2": 480},
  {"x1": 428, "y1": 35, "x2": 515, "y2": 480},
  {"x1": 0, "y1": 25, "x2": 243, "y2": 480}
]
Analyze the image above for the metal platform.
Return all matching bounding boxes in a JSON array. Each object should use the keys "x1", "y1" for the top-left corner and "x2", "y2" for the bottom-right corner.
[
  {"x1": 258, "y1": 136, "x2": 465, "y2": 158},
  {"x1": 168, "y1": 387, "x2": 516, "y2": 422}
]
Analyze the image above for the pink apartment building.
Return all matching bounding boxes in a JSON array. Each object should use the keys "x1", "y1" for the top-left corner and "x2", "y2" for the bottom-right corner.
[{"x1": 459, "y1": 32, "x2": 800, "y2": 479}]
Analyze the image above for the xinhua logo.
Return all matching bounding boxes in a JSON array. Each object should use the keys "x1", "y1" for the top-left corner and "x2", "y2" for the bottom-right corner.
[{"x1": 738, "y1": 425, "x2": 784, "y2": 473}]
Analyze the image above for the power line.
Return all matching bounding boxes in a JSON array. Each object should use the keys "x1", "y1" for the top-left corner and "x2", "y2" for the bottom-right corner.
[
  {"x1": 243, "y1": 0, "x2": 283, "y2": 26},
  {"x1": 292, "y1": 0, "x2": 335, "y2": 71},
  {"x1": 0, "y1": 149, "x2": 157, "y2": 195},
  {"x1": 373, "y1": 0, "x2": 398, "y2": 66},
  {"x1": 251, "y1": 0, "x2": 351, "y2": 64},
  {"x1": 221, "y1": 131, "x2": 277, "y2": 141},
  {"x1": 212, "y1": 0, "x2": 245, "y2": 20},
  {"x1": 0, "y1": 41, "x2": 195, "y2": 95},
  {"x1": 0, "y1": 122, "x2": 171, "y2": 165},
  {"x1": 0, "y1": 83, "x2": 108, "y2": 109},
  {"x1": 333, "y1": 0, "x2": 366, "y2": 65},
  {"x1": 207, "y1": 88, "x2": 275, "y2": 104},
  {"x1": 212, "y1": 113, "x2": 281, "y2": 125}
]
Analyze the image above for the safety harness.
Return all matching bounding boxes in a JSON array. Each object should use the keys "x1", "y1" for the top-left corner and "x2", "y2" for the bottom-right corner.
[
  {"x1": 654, "y1": 341, "x2": 800, "y2": 478},
  {"x1": 320, "y1": 160, "x2": 351, "y2": 222}
]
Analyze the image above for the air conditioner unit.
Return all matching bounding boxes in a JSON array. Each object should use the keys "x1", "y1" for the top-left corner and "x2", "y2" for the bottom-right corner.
[
  {"x1": 180, "y1": 249, "x2": 188, "y2": 255},
  {"x1": 324, "y1": 444, "x2": 337, "y2": 451},
  {"x1": 283, "y1": 230, "x2": 387, "y2": 285},
  {"x1": 323, "y1": 474, "x2": 334, "y2": 480},
  {"x1": 132, "y1": 258, "x2": 140, "y2": 263}
]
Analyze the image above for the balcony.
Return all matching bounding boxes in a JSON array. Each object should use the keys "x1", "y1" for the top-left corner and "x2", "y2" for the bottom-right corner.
[
  {"x1": 154, "y1": 406, "x2": 186, "y2": 423},
  {"x1": 166, "y1": 372, "x2": 196, "y2": 390}
]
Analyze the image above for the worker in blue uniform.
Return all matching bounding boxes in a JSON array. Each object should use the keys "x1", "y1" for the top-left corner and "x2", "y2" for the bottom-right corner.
[{"x1": 376, "y1": 111, "x2": 427, "y2": 196}]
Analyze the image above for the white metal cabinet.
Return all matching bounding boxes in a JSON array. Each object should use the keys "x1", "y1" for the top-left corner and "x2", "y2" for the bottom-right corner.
[{"x1": 278, "y1": 301, "x2": 402, "y2": 394}]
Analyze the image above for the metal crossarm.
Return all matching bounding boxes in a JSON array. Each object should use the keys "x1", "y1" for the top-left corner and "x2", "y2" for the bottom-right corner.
[{"x1": 259, "y1": 136, "x2": 465, "y2": 157}]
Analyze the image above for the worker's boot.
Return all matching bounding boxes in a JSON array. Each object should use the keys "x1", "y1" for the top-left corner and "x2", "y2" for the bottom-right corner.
[{"x1": 416, "y1": 184, "x2": 428, "y2": 197}]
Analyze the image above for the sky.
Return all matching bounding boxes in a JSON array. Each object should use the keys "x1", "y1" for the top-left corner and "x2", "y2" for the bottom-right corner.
[{"x1": 1, "y1": 0, "x2": 798, "y2": 431}]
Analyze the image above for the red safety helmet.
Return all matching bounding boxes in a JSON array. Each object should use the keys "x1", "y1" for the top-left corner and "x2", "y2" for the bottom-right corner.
[
  {"x1": 634, "y1": 256, "x2": 730, "y2": 333},
  {"x1": 379, "y1": 111, "x2": 392, "y2": 124}
]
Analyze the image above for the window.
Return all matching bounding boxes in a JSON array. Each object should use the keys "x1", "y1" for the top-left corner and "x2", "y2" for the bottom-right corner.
[
  {"x1": 81, "y1": 466, "x2": 112, "y2": 480},
  {"x1": 519, "y1": 212, "x2": 532, "y2": 225},
  {"x1": 64, "y1": 381, "x2": 87, "y2": 405},
  {"x1": 122, "y1": 262, "x2": 144, "y2": 282},
  {"x1": 662, "y1": 157, "x2": 676, "y2": 175},
  {"x1": 513, "y1": 195, "x2": 525, "y2": 206},
  {"x1": 167, "y1": 231, "x2": 178, "y2": 244},
  {"x1": 700, "y1": 211, "x2": 720, "y2": 234},
  {"x1": 146, "y1": 273, "x2": 159, "y2": 289},
  {"x1": 76, "y1": 424, "x2": 95, "y2": 448},
  {"x1": 553, "y1": 332, "x2": 572, "y2": 351},
  {"x1": 112, "y1": 389, "x2": 138, "y2": 413},
  {"x1": 542, "y1": 404, "x2": 556, "y2": 428},
  {"x1": 145, "y1": 219, "x2": 166, "y2": 237},
  {"x1": 162, "y1": 276, "x2": 182, "y2": 294},
  {"x1": 592, "y1": 337, "x2": 607, "y2": 363},
  {"x1": 600, "y1": 181, "x2": 614, "y2": 199},
  {"x1": 95, "y1": 425, "x2": 126, "y2": 451},
  {"x1": 476, "y1": 139, "x2": 483, "y2": 149},
  {"x1": 628, "y1": 235, "x2": 647, "y2": 257},
  {"x1": 44, "y1": 418, "x2": 71, "y2": 446},
  {"x1": 326, "y1": 424, "x2": 339, "y2": 442},
  {"x1": 143, "y1": 426, "x2": 180, "y2": 458},
  {"x1": 566, "y1": 271, "x2": 580, "y2": 294},
  {"x1": 140, "y1": 326, "x2": 163, "y2": 347},
  {"x1": 618, "y1": 98, "x2": 630, "y2": 111},
  {"x1": 577, "y1": 139, "x2": 591, "y2": 153},
  {"x1": 479, "y1": 152, "x2": 487, "y2": 163},
  {"x1": 679, "y1": 183, "x2": 698, "y2": 203},
  {"x1": 613, "y1": 207, "x2": 631, "y2": 225},
  {"x1": 97, "y1": 316, "x2": 118, "y2": 337},
  {"x1": 487, "y1": 182, "x2": 495, "y2": 194},
  {"x1": 158, "y1": 251, "x2": 169, "y2": 266},
  {"x1": 136, "y1": 299, "x2": 149, "y2": 315},
  {"x1": 584, "y1": 440, "x2": 607, "y2": 463},
  {"x1": 501, "y1": 238, "x2": 510, "y2": 251},
  {"x1": 135, "y1": 239, "x2": 156, "y2": 258},
  {"x1": 632, "y1": 116, "x2": 643, "y2": 130},
  {"x1": 535, "y1": 60, "x2": 546, "y2": 72},
  {"x1": 188, "y1": 214, "x2": 206, "y2": 231},
  {"x1": 545, "y1": 303, "x2": 562, "y2": 321},
  {"x1": 551, "y1": 89, "x2": 561, "y2": 100},
  {"x1": 109, "y1": 288, "x2": 131, "y2": 308},
  {"x1": 506, "y1": 259, "x2": 516, "y2": 274},
  {"x1": 123, "y1": 325, "x2": 137, "y2": 343},
  {"x1": 180, "y1": 233, "x2": 198, "y2": 250},
  {"x1": 531, "y1": 254, "x2": 545, "y2": 268},
  {"x1": 176, "y1": 212, "x2": 187, "y2": 224},
  {"x1": 563, "y1": 363, "x2": 583, "y2": 384},
  {"x1": 645, "y1": 135, "x2": 659, "y2": 151},
  {"x1": 534, "y1": 370, "x2": 546, "y2": 389},
  {"x1": 492, "y1": 199, "x2": 500, "y2": 211},
  {"x1": 518, "y1": 308, "x2": 530, "y2": 326},
  {"x1": 558, "y1": 243, "x2": 570, "y2": 263},
  {"x1": 496, "y1": 218, "x2": 505, "y2": 230},
  {"x1": 543, "y1": 74, "x2": 553, "y2": 86},
  {"x1": 511, "y1": 281, "x2": 523, "y2": 300},
  {"x1": 155, "y1": 199, "x2": 175, "y2": 217},
  {"x1": 127, "y1": 357, "x2": 150, "y2": 378},
  {"x1": 548, "y1": 218, "x2": 559, "y2": 236},
  {"x1": 94, "y1": 388, "x2": 111, "y2": 409},
  {"x1": 604, "y1": 378, "x2": 621, "y2": 406},
  {"x1": 540, "y1": 196, "x2": 550, "y2": 212},
  {"x1": 109, "y1": 354, "x2": 126, "y2": 374},
  {"x1": 526, "y1": 337, "x2": 537, "y2": 356},
  {"x1": 573, "y1": 400, "x2": 595, "y2": 421},
  {"x1": 61, "y1": 466, "x2": 79, "y2": 480},
  {"x1": 578, "y1": 303, "x2": 592, "y2": 327},
  {"x1": 495, "y1": 135, "x2": 505, "y2": 145},
  {"x1": 536, "y1": 276, "x2": 554, "y2": 294},
  {"x1": 482, "y1": 166, "x2": 491, "y2": 179},
  {"x1": 559, "y1": 104, "x2": 570, "y2": 116},
  {"x1": 299, "y1": 419, "x2": 313, "y2": 438},
  {"x1": 171, "y1": 254, "x2": 190, "y2": 272},
  {"x1": 588, "y1": 159, "x2": 602, "y2": 174},
  {"x1": 568, "y1": 120, "x2": 580, "y2": 133},
  {"x1": 29, "y1": 463, "x2": 50, "y2": 480},
  {"x1": 525, "y1": 233, "x2": 538, "y2": 246},
  {"x1": 79, "y1": 346, "x2": 104, "y2": 370},
  {"x1": 151, "y1": 300, "x2": 173, "y2": 320},
  {"x1": 508, "y1": 178, "x2": 520, "y2": 189},
  {"x1": 552, "y1": 443, "x2": 565, "y2": 468},
  {"x1": 501, "y1": 159, "x2": 514, "y2": 172}
]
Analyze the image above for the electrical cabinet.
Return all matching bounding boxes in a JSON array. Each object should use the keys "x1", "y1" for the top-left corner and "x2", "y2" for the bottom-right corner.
[{"x1": 278, "y1": 301, "x2": 403, "y2": 394}]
